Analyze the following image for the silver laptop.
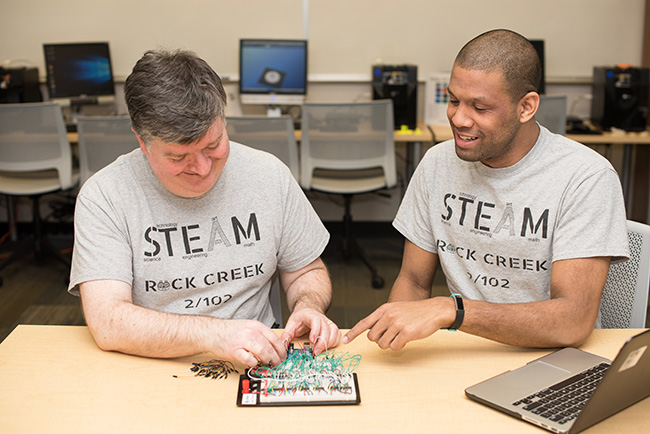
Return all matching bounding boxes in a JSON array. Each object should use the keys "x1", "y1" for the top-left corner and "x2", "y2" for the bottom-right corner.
[{"x1": 465, "y1": 329, "x2": 650, "y2": 433}]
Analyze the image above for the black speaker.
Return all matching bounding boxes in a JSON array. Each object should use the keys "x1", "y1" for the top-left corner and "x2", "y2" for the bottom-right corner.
[
  {"x1": 591, "y1": 66, "x2": 649, "y2": 132},
  {"x1": 372, "y1": 64, "x2": 417, "y2": 129},
  {"x1": 0, "y1": 67, "x2": 42, "y2": 103}
]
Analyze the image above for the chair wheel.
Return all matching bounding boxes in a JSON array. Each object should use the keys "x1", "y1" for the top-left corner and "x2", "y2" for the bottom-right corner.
[{"x1": 371, "y1": 275, "x2": 384, "y2": 289}]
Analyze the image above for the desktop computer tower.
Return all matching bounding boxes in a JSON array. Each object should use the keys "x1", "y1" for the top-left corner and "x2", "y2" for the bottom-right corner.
[
  {"x1": 372, "y1": 64, "x2": 417, "y2": 129},
  {"x1": 0, "y1": 67, "x2": 42, "y2": 103},
  {"x1": 591, "y1": 66, "x2": 649, "y2": 132}
]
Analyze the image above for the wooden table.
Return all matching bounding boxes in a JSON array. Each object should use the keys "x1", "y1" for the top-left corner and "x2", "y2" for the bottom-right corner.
[
  {"x1": 393, "y1": 124, "x2": 434, "y2": 181},
  {"x1": 1, "y1": 325, "x2": 647, "y2": 433}
]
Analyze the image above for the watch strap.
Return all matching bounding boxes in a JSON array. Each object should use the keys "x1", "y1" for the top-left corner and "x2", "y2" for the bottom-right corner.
[{"x1": 445, "y1": 293, "x2": 464, "y2": 331}]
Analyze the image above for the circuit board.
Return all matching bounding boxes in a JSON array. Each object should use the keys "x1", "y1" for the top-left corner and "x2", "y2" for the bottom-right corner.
[{"x1": 236, "y1": 342, "x2": 361, "y2": 406}]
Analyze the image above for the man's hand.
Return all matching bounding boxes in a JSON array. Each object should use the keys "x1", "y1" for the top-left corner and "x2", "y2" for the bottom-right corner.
[
  {"x1": 210, "y1": 319, "x2": 288, "y2": 367},
  {"x1": 280, "y1": 308, "x2": 341, "y2": 355},
  {"x1": 279, "y1": 258, "x2": 339, "y2": 355},
  {"x1": 342, "y1": 297, "x2": 455, "y2": 350},
  {"x1": 80, "y1": 280, "x2": 290, "y2": 366}
]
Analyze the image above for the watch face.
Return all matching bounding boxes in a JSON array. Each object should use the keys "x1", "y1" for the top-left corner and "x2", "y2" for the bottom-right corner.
[{"x1": 258, "y1": 67, "x2": 286, "y2": 88}]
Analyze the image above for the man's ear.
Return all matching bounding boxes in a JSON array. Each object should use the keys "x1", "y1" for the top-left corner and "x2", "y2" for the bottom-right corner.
[
  {"x1": 133, "y1": 128, "x2": 149, "y2": 155},
  {"x1": 519, "y1": 91, "x2": 540, "y2": 124}
]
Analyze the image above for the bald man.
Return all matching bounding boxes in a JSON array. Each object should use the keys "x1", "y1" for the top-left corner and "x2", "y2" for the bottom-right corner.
[{"x1": 343, "y1": 29, "x2": 629, "y2": 350}]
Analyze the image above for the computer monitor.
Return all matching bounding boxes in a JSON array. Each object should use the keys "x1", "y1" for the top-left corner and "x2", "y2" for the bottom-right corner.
[
  {"x1": 536, "y1": 95, "x2": 567, "y2": 134},
  {"x1": 239, "y1": 39, "x2": 307, "y2": 116},
  {"x1": 43, "y1": 42, "x2": 115, "y2": 108},
  {"x1": 529, "y1": 39, "x2": 545, "y2": 95}
]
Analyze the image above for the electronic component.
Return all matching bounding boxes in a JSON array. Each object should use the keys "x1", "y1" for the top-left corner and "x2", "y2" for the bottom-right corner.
[
  {"x1": 185, "y1": 360, "x2": 238, "y2": 379},
  {"x1": 287, "y1": 341, "x2": 313, "y2": 358},
  {"x1": 237, "y1": 341, "x2": 361, "y2": 406}
]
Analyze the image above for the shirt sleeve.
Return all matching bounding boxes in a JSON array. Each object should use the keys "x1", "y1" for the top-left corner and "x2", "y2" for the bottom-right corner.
[
  {"x1": 275, "y1": 165, "x2": 330, "y2": 272},
  {"x1": 392, "y1": 150, "x2": 438, "y2": 254},
  {"x1": 68, "y1": 181, "x2": 134, "y2": 296},
  {"x1": 552, "y1": 166, "x2": 630, "y2": 264}
]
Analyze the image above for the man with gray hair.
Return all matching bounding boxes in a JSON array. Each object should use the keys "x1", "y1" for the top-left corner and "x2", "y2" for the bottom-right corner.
[
  {"x1": 69, "y1": 49, "x2": 340, "y2": 367},
  {"x1": 344, "y1": 29, "x2": 629, "y2": 350}
]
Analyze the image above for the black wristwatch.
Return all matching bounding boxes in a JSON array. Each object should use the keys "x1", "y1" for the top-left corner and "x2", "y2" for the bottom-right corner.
[{"x1": 445, "y1": 293, "x2": 464, "y2": 331}]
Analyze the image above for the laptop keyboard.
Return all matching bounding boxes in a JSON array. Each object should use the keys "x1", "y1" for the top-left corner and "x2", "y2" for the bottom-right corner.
[{"x1": 512, "y1": 362, "x2": 610, "y2": 425}]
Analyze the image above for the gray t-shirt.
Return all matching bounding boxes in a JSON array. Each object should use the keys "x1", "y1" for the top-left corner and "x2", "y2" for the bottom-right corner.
[
  {"x1": 394, "y1": 125, "x2": 629, "y2": 304},
  {"x1": 69, "y1": 142, "x2": 329, "y2": 326}
]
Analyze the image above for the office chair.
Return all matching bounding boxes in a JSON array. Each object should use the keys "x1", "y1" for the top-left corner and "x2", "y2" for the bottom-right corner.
[
  {"x1": 76, "y1": 116, "x2": 139, "y2": 186},
  {"x1": 0, "y1": 102, "x2": 79, "y2": 287},
  {"x1": 300, "y1": 100, "x2": 397, "y2": 289},
  {"x1": 598, "y1": 220, "x2": 650, "y2": 328},
  {"x1": 226, "y1": 115, "x2": 299, "y2": 180},
  {"x1": 536, "y1": 95, "x2": 567, "y2": 135}
]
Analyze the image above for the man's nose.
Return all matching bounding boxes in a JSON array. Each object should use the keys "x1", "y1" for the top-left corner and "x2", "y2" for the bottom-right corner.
[
  {"x1": 448, "y1": 104, "x2": 472, "y2": 129},
  {"x1": 189, "y1": 152, "x2": 212, "y2": 175}
]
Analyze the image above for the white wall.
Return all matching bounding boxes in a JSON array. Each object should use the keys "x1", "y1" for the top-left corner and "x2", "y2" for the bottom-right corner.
[
  {"x1": 3, "y1": 0, "x2": 641, "y2": 122},
  {"x1": 1, "y1": 0, "x2": 644, "y2": 82}
]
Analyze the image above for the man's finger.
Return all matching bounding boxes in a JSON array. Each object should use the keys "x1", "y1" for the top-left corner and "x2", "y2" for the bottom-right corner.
[
  {"x1": 308, "y1": 319, "x2": 323, "y2": 351},
  {"x1": 233, "y1": 348, "x2": 259, "y2": 367},
  {"x1": 327, "y1": 323, "x2": 342, "y2": 349},
  {"x1": 341, "y1": 309, "x2": 382, "y2": 344},
  {"x1": 374, "y1": 324, "x2": 400, "y2": 349},
  {"x1": 279, "y1": 322, "x2": 305, "y2": 350},
  {"x1": 258, "y1": 328, "x2": 286, "y2": 364}
]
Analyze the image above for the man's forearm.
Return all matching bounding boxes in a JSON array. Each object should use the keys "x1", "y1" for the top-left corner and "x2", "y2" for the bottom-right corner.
[
  {"x1": 388, "y1": 274, "x2": 433, "y2": 303},
  {"x1": 284, "y1": 267, "x2": 332, "y2": 314},
  {"x1": 460, "y1": 297, "x2": 597, "y2": 348},
  {"x1": 85, "y1": 299, "x2": 219, "y2": 358},
  {"x1": 281, "y1": 258, "x2": 332, "y2": 315},
  {"x1": 465, "y1": 257, "x2": 610, "y2": 348}
]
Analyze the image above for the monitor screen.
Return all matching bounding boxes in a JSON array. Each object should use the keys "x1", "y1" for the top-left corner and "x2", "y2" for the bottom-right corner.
[
  {"x1": 239, "y1": 39, "x2": 307, "y2": 106},
  {"x1": 43, "y1": 42, "x2": 115, "y2": 100}
]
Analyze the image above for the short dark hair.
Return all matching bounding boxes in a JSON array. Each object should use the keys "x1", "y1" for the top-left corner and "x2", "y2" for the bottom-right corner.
[
  {"x1": 124, "y1": 49, "x2": 227, "y2": 145},
  {"x1": 454, "y1": 29, "x2": 541, "y2": 101}
]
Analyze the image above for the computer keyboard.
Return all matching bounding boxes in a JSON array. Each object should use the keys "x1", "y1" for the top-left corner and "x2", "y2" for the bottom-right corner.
[{"x1": 512, "y1": 362, "x2": 609, "y2": 425}]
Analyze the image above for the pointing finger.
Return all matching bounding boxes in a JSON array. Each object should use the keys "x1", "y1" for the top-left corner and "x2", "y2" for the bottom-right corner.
[{"x1": 342, "y1": 309, "x2": 382, "y2": 344}]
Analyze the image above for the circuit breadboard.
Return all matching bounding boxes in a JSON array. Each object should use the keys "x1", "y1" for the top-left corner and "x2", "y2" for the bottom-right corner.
[{"x1": 236, "y1": 342, "x2": 361, "y2": 406}]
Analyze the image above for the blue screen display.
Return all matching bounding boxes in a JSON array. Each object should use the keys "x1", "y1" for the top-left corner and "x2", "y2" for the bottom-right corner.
[
  {"x1": 73, "y1": 56, "x2": 112, "y2": 84},
  {"x1": 239, "y1": 40, "x2": 307, "y2": 94},
  {"x1": 44, "y1": 42, "x2": 115, "y2": 99}
]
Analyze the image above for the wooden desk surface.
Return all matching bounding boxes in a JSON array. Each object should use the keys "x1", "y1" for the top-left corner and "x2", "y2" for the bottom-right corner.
[
  {"x1": 71, "y1": 124, "x2": 650, "y2": 146},
  {"x1": 392, "y1": 124, "x2": 433, "y2": 143},
  {"x1": 0, "y1": 325, "x2": 647, "y2": 433},
  {"x1": 69, "y1": 125, "x2": 434, "y2": 145},
  {"x1": 282, "y1": 125, "x2": 434, "y2": 144}
]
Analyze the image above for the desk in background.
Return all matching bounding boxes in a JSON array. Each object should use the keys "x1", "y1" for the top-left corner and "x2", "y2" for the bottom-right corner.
[
  {"x1": 0, "y1": 325, "x2": 646, "y2": 433},
  {"x1": 392, "y1": 124, "x2": 433, "y2": 180},
  {"x1": 70, "y1": 124, "x2": 433, "y2": 182}
]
